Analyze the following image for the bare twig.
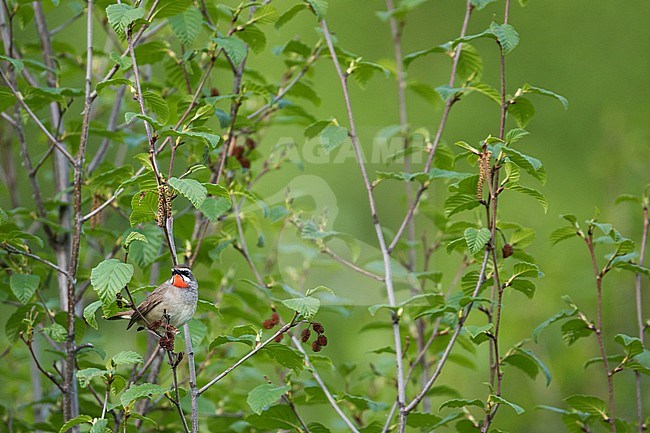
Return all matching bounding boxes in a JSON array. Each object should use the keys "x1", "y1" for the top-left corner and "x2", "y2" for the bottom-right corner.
[
  {"x1": 320, "y1": 18, "x2": 407, "y2": 430},
  {"x1": 1, "y1": 244, "x2": 72, "y2": 279},
  {"x1": 20, "y1": 334, "x2": 66, "y2": 393},
  {"x1": 635, "y1": 204, "x2": 649, "y2": 433}
]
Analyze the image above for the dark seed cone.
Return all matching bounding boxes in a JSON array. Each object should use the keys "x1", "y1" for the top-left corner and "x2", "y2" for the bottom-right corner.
[
  {"x1": 301, "y1": 328, "x2": 311, "y2": 343},
  {"x1": 502, "y1": 243, "x2": 514, "y2": 259},
  {"x1": 312, "y1": 322, "x2": 325, "y2": 334},
  {"x1": 311, "y1": 341, "x2": 322, "y2": 352},
  {"x1": 316, "y1": 335, "x2": 328, "y2": 346},
  {"x1": 270, "y1": 312, "x2": 280, "y2": 325},
  {"x1": 262, "y1": 319, "x2": 274, "y2": 330},
  {"x1": 274, "y1": 333, "x2": 284, "y2": 343}
]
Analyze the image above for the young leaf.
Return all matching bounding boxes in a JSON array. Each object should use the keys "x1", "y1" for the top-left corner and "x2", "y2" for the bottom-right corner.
[
  {"x1": 83, "y1": 301, "x2": 102, "y2": 330},
  {"x1": 130, "y1": 190, "x2": 158, "y2": 226},
  {"x1": 439, "y1": 398, "x2": 484, "y2": 410},
  {"x1": 305, "y1": 0, "x2": 328, "y2": 19},
  {"x1": 550, "y1": 226, "x2": 579, "y2": 246},
  {"x1": 213, "y1": 36, "x2": 247, "y2": 67},
  {"x1": 90, "y1": 259, "x2": 134, "y2": 309},
  {"x1": 614, "y1": 334, "x2": 644, "y2": 357},
  {"x1": 247, "y1": 384, "x2": 291, "y2": 415},
  {"x1": 106, "y1": 4, "x2": 144, "y2": 35},
  {"x1": 564, "y1": 394, "x2": 608, "y2": 418},
  {"x1": 199, "y1": 197, "x2": 231, "y2": 222},
  {"x1": 10, "y1": 274, "x2": 40, "y2": 304},
  {"x1": 120, "y1": 383, "x2": 168, "y2": 408},
  {"x1": 168, "y1": 7, "x2": 203, "y2": 46},
  {"x1": 77, "y1": 368, "x2": 107, "y2": 388},
  {"x1": 507, "y1": 96, "x2": 535, "y2": 127},
  {"x1": 521, "y1": 83, "x2": 569, "y2": 109},
  {"x1": 488, "y1": 395, "x2": 525, "y2": 414},
  {"x1": 532, "y1": 307, "x2": 577, "y2": 343},
  {"x1": 58, "y1": 415, "x2": 93, "y2": 433},
  {"x1": 168, "y1": 177, "x2": 207, "y2": 209},
  {"x1": 124, "y1": 231, "x2": 148, "y2": 249},
  {"x1": 111, "y1": 351, "x2": 144, "y2": 366},
  {"x1": 320, "y1": 124, "x2": 348, "y2": 154},
  {"x1": 282, "y1": 296, "x2": 320, "y2": 320},
  {"x1": 262, "y1": 343, "x2": 304, "y2": 374},
  {"x1": 464, "y1": 227, "x2": 491, "y2": 254},
  {"x1": 489, "y1": 22, "x2": 519, "y2": 54}
]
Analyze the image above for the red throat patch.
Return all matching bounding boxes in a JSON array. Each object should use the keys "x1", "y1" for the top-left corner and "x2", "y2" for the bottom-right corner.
[{"x1": 172, "y1": 274, "x2": 189, "y2": 288}]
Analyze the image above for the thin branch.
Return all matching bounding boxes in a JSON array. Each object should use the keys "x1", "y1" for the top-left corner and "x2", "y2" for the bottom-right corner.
[
  {"x1": 0, "y1": 69, "x2": 75, "y2": 164},
  {"x1": 198, "y1": 320, "x2": 297, "y2": 395},
  {"x1": 388, "y1": 0, "x2": 474, "y2": 253},
  {"x1": 403, "y1": 248, "x2": 491, "y2": 414},
  {"x1": 322, "y1": 245, "x2": 385, "y2": 282},
  {"x1": 20, "y1": 334, "x2": 66, "y2": 393},
  {"x1": 1, "y1": 244, "x2": 72, "y2": 280},
  {"x1": 87, "y1": 85, "x2": 127, "y2": 174},
  {"x1": 320, "y1": 19, "x2": 407, "y2": 429},
  {"x1": 635, "y1": 205, "x2": 649, "y2": 433}
]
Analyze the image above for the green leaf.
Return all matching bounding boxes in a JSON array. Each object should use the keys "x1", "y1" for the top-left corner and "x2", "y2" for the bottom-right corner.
[
  {"x1": 509, "y1": 279, "x2": 536, "y2": 298},
  {"x1": 204, "y1": 183, "x2": 230, "y2": 199},
  {"x1": 305, "y1": 0, "x2": 328, "y2": 19},
  {"x1": 142, "y1": 91, "x2": 170, "y2": 123},
  {"x1": 83, "y1": 300, "x2": 102, "y2": 330},
  {"x1": 445, "y1": 194, "x2": 480, "y2": 217},
  {"x1": 130, "y1": 190, "x2": 158, "y2": 227},
  {"x1": 564, "y1": 394, "x2": 608, "y2": 418},
  {"x1": 320, "y1": 124, "x2": 348, "y2": 154},
  {"x1": 262, "y1": 343, "x2": 304, "y2": 374},
  {"x1": 199, "y1": 197, "x2": 231, "y2": 222},
  {"x1": 111, "y1": 351, "x2": 144, "y2": 366},
  {"x1": 250, "y1": 5, "x2": 279, "y2": 24},
  {"x1": 168, "y1": 177, "x2": 207, "y2": 208},
  {"x1": 550, "y1": 226, "x2": 579, "y2": 246},
  {"x1": 532, "y1": 307, "x2": 577, "y2": 343},
  {"x1": 42, "y1": 323, "x2": 67, "y2": 343},
  {"x1": 502, "y1": 148, "x2": 547, "y2": 184},
  {"x1": 282, "y1": 296, "x2": 320, "y2": 320},
  {"x1": 464, "y1": 227, "x2": 491, "y2": 254},
  {"x1": 467, "y1": 81, "x2": 500, "y2": 104},
  {"x1": 159, "y1": 128, "x2": 221, "y2": 148},
  {"x1": 440, "y1": 398, "x2": 484, "y2": 410},
  {"x1": 403, "y1": 44, "x2": 446, "y2": 68},
  {"x1": 77, "y1": 368, "x2": 107, "y2": 388},
  {"x1": 168, "y1": 7, "x2": 202, "y2": 45},
  {"x1": 10, "y1": 274, "x2": 40, "y2": 304},
  {"x1": 90, "y1": 419, "x2": 108, "y2": 433},
  {"x1": 276, "y1": 4, "x2": 307, "y2": 29},
  {"x1": 488, "y1": 395, "x2": 525, "y2": 414},
  {"x1": 436, "y1": 84, "x2": 464, "y2": 101},
  {"x1": 614, "y1": 334, "x2": 644, "y2": 357},
  {"x1": 505, "y1": 128, "x2": 530, "y2": 144},
  {"x1": 58, "y1": 415, "x2": 93, "y2": 433},
  {"x1": 470, "y1": 0, "x2": 498, "y2": 10},
  {"x1": 507, "y1": 97, "x2": 535, "y2": 127},
  {"x1": 128, "y1": 225, "x2": 163, "y2": 268},
  {"x1": 90, "y1": 259, "x2": 134, "y2": 311},
  {"x1": 561, "y1": 319, "x2": 593, "y2": 346},
  {"x1": 489, "y1": 22, "x2": 519, "y2": 54},
  {"x1": 120, "y1": 383, "x2": 167, "y2": 408},
  {"x1": 0, "y1": 54, "x2": 24, "y2": 72},
  {"x1": 521, "y1": 83, "x2": 569, "y2": 109},
  {"x1": 457, "y1": 44, "x2": 483, "y2": 80},
  {"x1": 124, "y1": 231, "x2": 148, "y2": 249},
  {"x1": 106, "y1": 4, "x2": 144, "y2": 35},
  {"x1": 154, "y1": 0, "x2": 192, "y2": 18},
  {"x1": 247, "y1": 384, "x2": 291, "y2": 415},
  {"x1": 213, "y1": 36, "x2": 247, "y2": 67},
  {"x1": 125, "y1": 112, "x2": 164, "y2": 129},
  {"x1": 505, "y1": 183, "x2": 548, "y2": 212},
  {"x1": 306, "y1": 285, "x2": 335, "y2": 297}
]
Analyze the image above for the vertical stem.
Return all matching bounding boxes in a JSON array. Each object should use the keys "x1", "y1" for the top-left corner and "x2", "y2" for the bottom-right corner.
[
  {"x1": 585, "y1": 235, "x2": 617, "y2": 433},
  {"x1": 635, "y1": 205, "x2": 649, "y2": 433},
  {"x1": 319, "y1": 20, "x2": 407, "y2": 431}
]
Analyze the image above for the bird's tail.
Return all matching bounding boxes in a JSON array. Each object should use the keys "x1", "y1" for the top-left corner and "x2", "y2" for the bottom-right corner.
[{"x1": 107, "y1": 310, "x2": 134, "y2": 321}]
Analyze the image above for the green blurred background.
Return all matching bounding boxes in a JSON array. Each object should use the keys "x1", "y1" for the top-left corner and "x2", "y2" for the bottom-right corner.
[{"x1": 1, "y1": 0, "x2": 649, "y2": 431}]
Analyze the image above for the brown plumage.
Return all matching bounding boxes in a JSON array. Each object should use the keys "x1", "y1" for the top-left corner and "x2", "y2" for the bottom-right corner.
[{"x1": 108, "y1": 266, "x2": 198, "y2": 330}]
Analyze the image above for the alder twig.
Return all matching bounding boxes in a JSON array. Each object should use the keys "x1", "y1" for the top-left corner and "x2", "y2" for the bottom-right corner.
[{"x1": 634, "y1": 204, "x2": 649, "y2": 433}]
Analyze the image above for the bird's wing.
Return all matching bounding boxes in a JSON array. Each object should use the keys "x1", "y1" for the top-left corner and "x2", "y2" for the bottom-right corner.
[{"x1": 127, "y1": 284, "x2": 167, "y2": 330}]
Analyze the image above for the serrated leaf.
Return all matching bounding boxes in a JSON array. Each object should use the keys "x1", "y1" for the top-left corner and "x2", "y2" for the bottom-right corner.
[
  {"x1": 120, "y1": 383, "x2": 167, "y2": 408},
  {"x1": 10, "y1": 274, "x2": 40, "y2": 304},
  {"x1": 124, "y1": 231, "x2": 147, "y2": 249},
  {"x1": 502, "y1": 148, "x2": 546, "y2": 184},
  {"x1": 320, "y1": 124, "x2": 348, "y2": 154},
  {"x1": 521, "y1": 83, "x2": 569, "y2": 109},
  {"x1": 489, "y1": 395, "x2": 524, "y2": 414},
  {"x1": 90, "y1": 259, "x2": 134, "y2": 311},
  {"x1": 532, "y1": 307, "x2": 577, "y2": 343},
  {"x1": 305, "y1": 0, "x2": 328, "y2": 19},
  {"x1": 154, "y1": 0, "x2": 192, "y2": 18},
  {"x1": 403, "y1": 44, "x2": 447, "y2": 68},
  {"x1": 505, "y1": 128, "x2": 530, "y2": 144},
  {"x1": 142, "y1": 91, "x2": 170, "y2": 123},
  {"x1": 505, "y1": 183, "x2": 548, "y2": 212},
  {"x1": 440, "y1": 398, "x2": 484, "y2": 410},
  {"x1": 467, "y1": 81, "x2": 500, "y2": 104},
  {"x1": 276, "y1": 4, "x2": 307, "y2": 29},
  {"x1": 58, "y1": 415, "x2": 93, "y2": 433},
  {"x1": 247, "y1": 384, "x2": 291, "y2": 415},
  {"x1": 262, "y1": 343, "x2": 304, "y2": 374},
  {"x1": 42, "y1": 323, "x2": 67, "y2": 342},
  {"x1": 83, "y1": 301, "x2": 102, "y2": 330},
  {"x1": 507, "y1": 96, "x2": 535, "y2": 127},
  {"x1": 0, "y1": 54, "x2": 24, "y2": 72},
  {"x1": 614, "y1": 334, "x2": 644, "y2": 357},
  {"x1": 95, "y1": 77, "x2": 134, "y2": 93},
  {"x1": 282, "y1": 296, "x2": 320, "y2": 320},
  {"x1": 436, "y1": 84, "x2": 464, "y2": 101},
  {"x1": 168, "y1": 7, "x2": 202, "y2": 46},
  {"x1": 90, "y1": 419, "x2": 108, "y2": 433},
  {"x1": 213, "y1": 36, "x2": 247, "y2": 67},
  {"x1": 111, "y1": 351, "x2": 143, "y2": 366},
  {"x1": 306, "y1": 285, "x2": 335, "y2": 297},
  {"x1": 250, "y1": 5, "x2": 279, "y2": 24},
  {"x1": 564, "y1": 394, "x2": 608, "y2": 417},
  {"x1": 77, "y1": 368, "x2": 107, "y2": 388},
  {"x1": 168, "y1": 177, "x2": 207, "y2": 208},
  {"x1": 106, "y1": 4, "x2": 144, "y2": 35},
  {"x1": 464, "y1": 227, "x2": 491, "y2": 254},
  {"x1": 550, "y1": 226, "x2": 579, "y2": 246},
  {"x1": 561, "y1": 319, "x2": 593, "y2": 346},
  {"x1": 199, "y1": 197, "x2": 231, "y2": 222},
  {"x1": 489, "y1": 22, "x2": 519, "y2": 54},
  {"x1": 130, "y1": 190, "x2": 158, "y2": 226}
]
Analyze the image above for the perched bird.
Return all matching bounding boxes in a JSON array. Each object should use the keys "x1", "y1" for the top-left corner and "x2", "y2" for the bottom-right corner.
[{"x1": 108, "y1": 266, "x2": 198, "y2": 331}]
